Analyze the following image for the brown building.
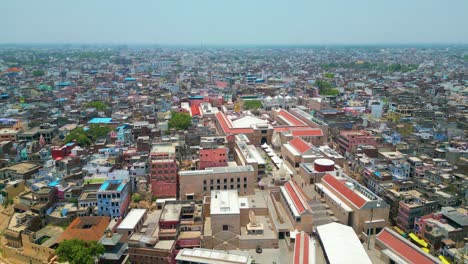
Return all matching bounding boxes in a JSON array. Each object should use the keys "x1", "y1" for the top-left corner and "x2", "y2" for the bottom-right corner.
[
  {"x1": 179, "y1": 165, "x2": 255, "y2": 201},
  {"x1": 0, "y1": 162, "x2": 42, "y2": 180},
  {"x1": 57, "y1": 216, "x2": 110, "y2": 243},
  {"x1": 315, "y1": 173, "x2": 390, "y2": 236}
]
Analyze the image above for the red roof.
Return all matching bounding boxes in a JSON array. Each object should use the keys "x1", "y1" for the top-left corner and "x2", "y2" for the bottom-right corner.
[
  {"x1": 289, "y1": 137, "x2": 312, "y2": 154},
  {"x1": 377, "y1": 228, "x2": 438, "y2": 264},
  {"x1": 322, "y1": 174, "x2": 366, "y2": 208},
  {"x1": 191, "y1": 104, "x2": 201, "y2": 116},
  {"x1": 291, "y1": 128, "x2": 323, "y2": 137},
  {"x1": 278, "y1": 110, "x2": 307, "y2": 126},
  {"x1": 284, "y1": 181, "x2": 310, "y2": 214},
  {"x1": 215, "y1": 112, "x2": 253, "y2": 134},
  {"x1": 274, "y1": 126, "x2": 292, "y2": 132},
  {"x1": 215, "y1": 81, "x2": 228, "y2": 88},
  {"x1": 294, "y1": 232, "x2": 311, "y2": 264}
]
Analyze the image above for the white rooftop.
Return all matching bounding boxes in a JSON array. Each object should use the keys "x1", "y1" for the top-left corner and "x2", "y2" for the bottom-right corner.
[
  {"x1": 117, "y1": 209, "x2": 147, "y2": 230},
  {"x1": 232, "y1": 116, "x2": 268, "y2": 128},
  {"x1": 316, "y1": 222, "x2": 372, "y2": 264},
  {"x1": 211, "y1": 190, "x2": 240, "y2": 215},
  {"x1": 176, "y1": 248, "x2": 252, "y2": 264}
]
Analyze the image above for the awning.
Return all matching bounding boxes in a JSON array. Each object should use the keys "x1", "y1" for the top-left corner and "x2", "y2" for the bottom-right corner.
[{"x1": 409, "y1": 233, "x2": 428, "y2": 248}]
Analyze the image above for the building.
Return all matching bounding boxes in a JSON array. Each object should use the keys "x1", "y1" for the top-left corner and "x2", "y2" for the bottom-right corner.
[
  {"x1": 316, "y1": 222, "x2": 372, "y2": 264},
  {"x1": 279, "y1": 181, "x2": 313, "y2": 232},
  {"x1": 292, "y1": 231, "x2": 315, "y2": 264},
  {"x1": 0, "y1": 128, "x2": 19, "y2": 142},
  {"x1": 149, "y1": 144, "x2": 178, "y2": 198},
  {"x1": 179, "y1": 165, "x2": 255, "y2": 200},
  {"x1": 97, "y1": 180, "x2": 130, "y2": 218},
  {"x1": 117, "y1": 209, "x2": 148, "y2": 238},
  {"x1": 175, "y1": 248, "x2": 253, "y2": 264},
  {"x1": 337, "y1": 130, "x2": 377, "y2": 154},
  {"x1": 203, "y1": 190, "x2": 278, "y2": 250},
  {"x1": 375, "y1": 227, "x2": 440, "y2": 264},
  {"x1": 199, "y1": 147, "x2": 228, "y2": 170},
  {"x1": 299, "y1": 159, "x2": 336, "y2": 185},
  {"x1": 234, "y1": 138, "x2": 266, "y2": 176},
  {"x1": 395, "y1": 190, "x2": 437, "y2": 232},
  {"x1": 0, "y1": 162, "x2": 42, "y2": 180},
  {"x1": 127, "y1": 201, "x2": 203, "y2": 264},
  {"x1": 58, "y1": 216, "x2": 110, "y2": 242},
  {"x1": 281, "y1": 137, "x2": 324, "y2": 167},
  {"x1": 414, "y1": 207, "x2": 467, "y2": 250},
  {"x1": 2, "y1": 222, "x2": 63, "y2": 264},
  {"x1": 315, "y1": 173, "x2": 390, "y2": 235},
  {"x1": 215, "y1": 112, "x2": 273, "y2": 145},
  {"x1": 18, "y1": 124, "x2": 58, "y2": 143}
]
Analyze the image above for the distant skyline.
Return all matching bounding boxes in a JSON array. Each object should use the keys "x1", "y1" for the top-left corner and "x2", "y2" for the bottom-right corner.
[{"x1": 1, "y1": 0, "x2": 468, "y2": 45}]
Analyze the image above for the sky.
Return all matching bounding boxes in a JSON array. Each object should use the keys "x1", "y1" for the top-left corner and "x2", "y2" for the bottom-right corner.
[{"x1": 1, "y1": 0, "x2": 467, "y2": 45}]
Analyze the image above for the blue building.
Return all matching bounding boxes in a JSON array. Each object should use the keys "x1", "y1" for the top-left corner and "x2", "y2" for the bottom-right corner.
[{"x1": 97, "y1": 180, "x2": 130, "y2": 218}]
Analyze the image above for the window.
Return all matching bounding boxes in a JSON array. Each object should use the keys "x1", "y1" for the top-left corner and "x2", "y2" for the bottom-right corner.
[
  {"x1": 223, "y1": 225, "x2": 228, "y2": 231},
  {"x1": 224, "y1": 179, "x2": 227, "y2": 183}
]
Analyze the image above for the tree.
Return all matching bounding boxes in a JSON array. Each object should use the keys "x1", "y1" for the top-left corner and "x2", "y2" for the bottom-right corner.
[
  {"x1": 56, "y1": 239, "x2": 104, "y2": 264},
  {"x1": 168, "y1": 111, "x2": 192, "y2": 131},
  {"x1": 132, "y1": 193, "x2": 142, "y2": 203},
  {"x1": 323, "y1": 73, "x2": 335, "y2": 79},
  {"x1": 85, "y1": 101, "x2": 109, "y2": 111},
  {"x1": 64, "y1": 125, "x2": 113, "y2": 146},
  {"x1": 243, "y1": 100, "x2": 263, "y2": 110},
  {"x1": 32, "y1": 69, "x2": 45, "y2": 77}
]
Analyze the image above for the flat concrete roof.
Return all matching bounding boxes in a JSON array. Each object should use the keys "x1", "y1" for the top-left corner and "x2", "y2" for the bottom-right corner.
[
  {"x1": 211, "y1": 190, "x2": 240, "y2": 215},
  {"x1": 118, "y1": 209, "x2": 147, "y2": 230},
  {"x1": 176, "y1": 248, "x2": 252, "y2": 264}
]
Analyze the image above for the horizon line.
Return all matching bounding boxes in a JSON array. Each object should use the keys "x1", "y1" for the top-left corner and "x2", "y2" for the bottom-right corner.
[{"x1": 1, "y1": 42, "x2": 467, "y2": 48}]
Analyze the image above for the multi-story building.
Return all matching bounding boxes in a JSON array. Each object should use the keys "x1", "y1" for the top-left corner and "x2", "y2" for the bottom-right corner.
[
  {"x1": 0, "y1": 162, "x2": 42, "y2": 180},
  {"x1": 18, "y1": 124, "x2": 58, "y2": 144},
  {"x1": 199, "y1": 147, "x2": 228, "y2": 170},
  {"x1": 395, "y1": 190, "x2": 437, "y2": 232},
  {"x1": 149, "y1": 144, "x2": 178, "y2": 198},
  {"x1": 414, "y1": 207, "x2": 467, "y2": 250},
  {"x1": 97, "y1": 180, "x2": 130, "y2": 218},
  {"x1": 234, "y1": 139, "x2": 266, "y2": 176},
  {"x1": 128, "y1": 201, "x2": 203, "y2": 264},
  {"x1": 0, "y1": 128, "x2": 19, "y2": 142},
  {"x1": 203, "y1": 190, "x2": 279, "y2": 250},
  {"x1": 315, "y1": 173, "x2": 390, "y2": 235},
  {"x1": 179, "y1": 165, "x2": 255, "y2": 200},
  {"x1": 337, "y1": 130, "x2": 377, "y2": 154},
  {"x1": 281, "y1": 137, "x2": 324, "y2": 167},
  {"x1": 279, "y1": 181, "x2": 313, "y2": 232}
]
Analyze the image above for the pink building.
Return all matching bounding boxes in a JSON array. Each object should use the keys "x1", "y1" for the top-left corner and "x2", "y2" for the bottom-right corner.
[
  {"x1": 150, "y1": 158, "x2": 178, "y2": 198},
  {"x1": 337, "y1": 130, "x2": 377, "y2": 154},
  {"x1": 199, "y1": 148, "x2": 228, "y2": 169}
]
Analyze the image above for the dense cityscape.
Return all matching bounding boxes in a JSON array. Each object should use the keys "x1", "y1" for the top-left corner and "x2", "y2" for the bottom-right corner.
[{"x1": 0, "y1": 45, "x2": 466, "y2": 264}]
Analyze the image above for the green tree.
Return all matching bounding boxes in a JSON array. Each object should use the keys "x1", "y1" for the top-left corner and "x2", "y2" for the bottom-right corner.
[
  {"x1": 56, "y1": 239, "x2": 104, "y2": 264},
  {"x1": 243, "y1": 100, "x2": 263, "y2": 110},
  {"x1": 132, "y1": 193, "x2": 142, "y2": 203},
  {"x1": 64, "y1": 125, "x2": 113, "y2": 146},
  {"x1": 85, "y1": 101, "x2": 109, "y2": 111},
  {"x1": 324, "y1": 73, "x2": 335, "y2": 79},
  {"x1": 168, "y1": 111, "x2": 192, "y2": 131},
  {"x1": 32, "y1": 69, "x2": 45, "y2": 77}
]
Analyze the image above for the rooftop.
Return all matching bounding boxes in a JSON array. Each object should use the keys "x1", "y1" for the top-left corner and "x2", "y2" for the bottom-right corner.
[
  {"x1": 211, "y1": 190, "x2": 240, "y2": 215},
  {"x1": 317, "y1": 222, "x2": 372, "y2": 264},
  {"x1": 118, "y1": 209, "x2": 147, "y2": 230},
  {"x1": 176, "y1": 248, "x2": 252, "y2": 264},
  {"x1": 376, "y1": 227, "x2": 439, "y2": 264}
]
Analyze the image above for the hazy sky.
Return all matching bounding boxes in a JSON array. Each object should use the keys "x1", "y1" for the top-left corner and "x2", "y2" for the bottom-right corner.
[{"x1": 1, "y1": 0, "x2": 467, "y2": 45}]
